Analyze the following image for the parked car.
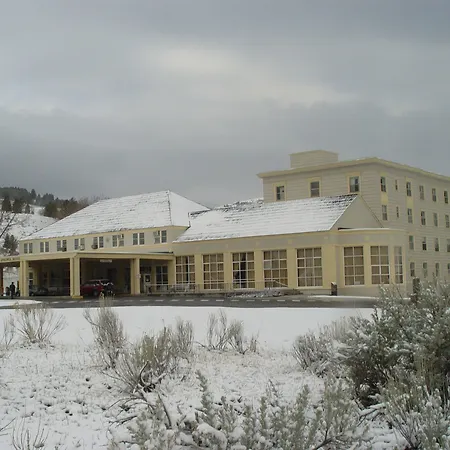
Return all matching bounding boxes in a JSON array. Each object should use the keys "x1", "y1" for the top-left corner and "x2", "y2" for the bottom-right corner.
[
  {"x1": 29, "y1": 286, "x2": 50, "y2": 296},
  {"x1": 80, "y1": 279, "x2": 113, "y2": 297}
]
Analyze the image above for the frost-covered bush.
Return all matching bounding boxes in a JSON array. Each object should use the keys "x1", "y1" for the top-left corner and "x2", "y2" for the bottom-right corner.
[
  {"x1": 12, "y1": 303, "x2": 66, "y2": 345},
  {"x1": 206, "y1": 309, "x2": 258, "y2": 354},
  {"x1": 380, "y1": 371, "x2": 450, "y2": 450},
  {"x1": 113, "y1": 320, "x2": 193, "y2": 395},
  {"x1": 341, "y1": 283, "x2": 450, "y2": 406},
  {"x1": 83, "y1": 298, "x2": 127, "y2": 369},
  {"x1": 292, "y1": 317, "x2": 352, "y2": 376},
  {"x1": 193, "y1": 371, "x2": 366, "y2": 450}
]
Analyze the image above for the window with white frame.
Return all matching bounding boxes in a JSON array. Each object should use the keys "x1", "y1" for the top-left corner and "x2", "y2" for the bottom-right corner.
[
  {"x1": 432, "y1": 188, "x2": 437, "y2": 202},
  {"x1": 395, "y1": 179, "x2": 398, "y2": 191},
  {"x1": 406, "y1": 181, "x2": 412, "y2": 197},
  {"x1": 448, "y1": 263, "x2": 450, "y2": 277},
  {"x1": 98, "y1": 236, "x2": 104, "y2": 248},
  {"x1": 275, "y1": 185, "x2": 285, "y2": 201},
  {"x1": 422, "y1": 237, "x2": 427, "y2": 251},
  {"x1": 370, "y1": 246, "x2": 389, "y2": 285},
  {"x1": 382, "y1": 205, "x2": 388, "y2": 221},
  {"x1": 79, "y1": 238, "x2": 85, "y2": 250},
  {"x1": 57, "y1": 239, "x2": 67, "y2": 251},
  {"x1": 176, "y1": 256, "x2": 195, "y2": 287},
  {"x1": 423, "y1": 262, "x2": 428, "y2": 278},
  {"x1": 446, "y1": 215, "x2": 450, "y2": 228},
  {"x1": 45, "y1": 241, "x2": 49, "y2": 252},
  {"x1": 40, "y1": 242, "x2": 44, "y2": 252},
  {"x1": 92, "y1": 237, "x2": 98, "y2": 249},
  {"x1": 407, "y1": 208, "x2": 413, "y2": 224},
  {"x1": 74, "y1": 238, "x2": 79, "y2": 250},
  {"x1": 263, "y1": 250, "x2": 288, "y2": 288},
  {"x1": 409, "y1": 235, "x2": 414, "y2": 250},
  {"x1": 410, "y1": 262, "x2": 416, "y2": 278},
  {"x1": 380, "y1": 176, "x2": 387, "y2": 192},
  {"x1": 310, "y1": 181, "x2": 320, "y2": 197},
  {"x1": 153, "y1": 230, "x2": 167, "y2": 244},
  {"x1": 232, "y1": 252, "x2": 255, "y2": 289},
  {"x1": 344, "y1": 246, "x2": 365, "y2": 286},
  {"x1": 445, "y1": 190, "x2": 449, "y2": 204},
  {"x1": 447, "y1": 238, "x2": 450, "y2": 253},
  {"x1": 435, "y1": 263, "x2": 440, "y2": 278},
  {"x1": 112, "y1": 234, "x2": 125, "y2": 247},
  {"x1": 203, "y1": 253, "x2": 224, "y2": 290},
  {"x1": 435, "y1": 238, "x2": 440, "y2": 252},
  {"x1": 349, "y1": 176, "x2": 360, "y2": 193},
  {"x1": 133, "y1": 232, "x2": 145, "y2": 245},
  {"x1": 394, "y1": 247, "x2": 404, "y2": 284},
  {"x1": 421, "y1": 211, "x2": 426, "y2": 226},
  {"x1": 433, "y1": 213, "x2": 438, "y2": 227},
  {"x1": 419, "y1": 185, "x2": 425, "y2": 200},
  {"x1": 24, "y1": 243, "x2": 29, "y2": 254},
  {"x1": 297, "y1": 248, "x2": 322, "y2": 287},
  {"x1": 396, "y1": 206, "x2": 400, "y2": 218}
]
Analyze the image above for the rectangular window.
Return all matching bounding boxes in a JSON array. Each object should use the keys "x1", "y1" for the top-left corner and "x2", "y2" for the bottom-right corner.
[
  {"x1": 23, "y1": 243, "x2": 28, "y2": 254},
  {"x1": 112, "y1": 235, "x2": 118, "y2": 247},
  {"x1": 448, "y1": 263, "x2": 450, "y2": 277},
  {"x1": 92, "y1": 237, "x2": 98, "y2": 249},
  {"x1": 447, "y1": 239, "x2": 450, "y2": 253},
  {"x1": 433, "y1": 213, "x2": 438, "y2": 227},
  {"x1": 409, "y1": 235, "x2": 414, "y2": 250},
  {"x1": 98, "y1": 236, "x2": 104, "y2": 248},
  {"x1": 275, "y1": 185, "x2": 285, "y2": 201},
  {"x1": 74, "y1": 238, "x2": 79, "y2": 250},
  {"x1": 175, "y1": 256, "x2": 196, "y2": 287},
  {"x1": 370, "y1": 246, "x2": 389, "y2": 285},
  {"x1": 45, "y1": 241, "x2": 49, "y2": 252},
  {"x1": 349, "y1": 176, "x2": 360, "y2": 193},
  {"x1": 232, "y1": 252, "x2": 255, "y2": 289},
  {"x1": 263, "y1": 250, "x2": 288, "y2": 288},
  {"x1": 203, "y1": 253, "x2": 224, "y2": 290},
  {"x1": 396, "y1": 206, "x2": 400, "y2": 219},
  {"x1": 380, "y1": 176, "x2": 387, "y2": 192},
  {"x1": 395, "y1": 179, "x2": 398, "y2": 191},
  {"x1": 423, "y1": 262, "x2": 428, "y2": 278},
  {"x1": 446, "y1": 215, "x2": 450, "y2": 228},
  {"x1": 419, "y1": 185, "x2": 425, "y2": 200},
  {"x1": 57, "y1": 240, "x2": 62, "y2": 251},
  {"x1": 79, "y1": 238, "x2": 85, "y2": 250},
  {"x1": 297, "y1": 248, "x2": 322, "y2": 287},
  {"x1": 133, "y1": 232, "x2": 145, "y2": 245},
  {"x1": 344, "y1": 246, "x2": 365, "y2": 286},
  {"x1": 444, "y1": 190, "x2": 449, "y2": 204},
  {"x1": 310, "y1": 181, "x2": 320, "y2": 198},
  {"x1": 155, "y1": 265, "x2": 169, "y2": 288},
  {"x1": 406, "y1": 181, "x2": 412, "y2": 197},
  {"x1": 154, "y1": 230, "x2": 168, "y2": 244},
  {"x1": 113, "y1": 234, "x2": 125, "y2": 247},
  {"x1": 432, "y1": 188, "x2": 437, "y2": 202},
  {"x1": 407, "y1": 208, "x2": 413, "y2": 224},
  {"x1": 435, "y1": 238, "x2": 440, "y2": 252},
  {"x1": 382, "y1": 205, "x2": 388, "y2": 221},
  {"x1": 410, "y1": 262, "x2": 415, "y2": 278},
  {"x1": 435, "y1": 263, "x2": 440, "y2": 278},
  {"x1": 421, "y1": 211, "x2": 426, "y2": 226},
  {"x1": 422, "y1": 237, "x2": 427, "y2": 251},
  {"x1": 394, "y1": 247, "x2": 404, "y2": 284},
  {"x1": 40, "y1": 242, "x2": 44, "y2": 253}
]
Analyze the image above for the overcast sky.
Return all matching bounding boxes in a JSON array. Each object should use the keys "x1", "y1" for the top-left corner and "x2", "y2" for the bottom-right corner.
[{"x1": 1, "y1": 1, "x2": 450, "y2": 206}]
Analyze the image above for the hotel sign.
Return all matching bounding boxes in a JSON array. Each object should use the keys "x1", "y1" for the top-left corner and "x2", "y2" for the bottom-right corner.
[{"x1": 0, "y1": 256, "x2": 20, "y2": 264}]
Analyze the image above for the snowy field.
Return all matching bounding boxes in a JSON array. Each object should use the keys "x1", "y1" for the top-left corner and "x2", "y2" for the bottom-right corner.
[{"x1": 0, "y1": 305, "x2": 401, "y2": 449}]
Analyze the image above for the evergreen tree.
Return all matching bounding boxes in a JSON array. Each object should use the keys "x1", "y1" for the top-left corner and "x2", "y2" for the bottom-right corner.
[
  {"x1": 43, "y1": 201, "x2": 58, "y2": 218},
  {"x1": 2, "y1": 233, "x2": 18, "y2": 255},
  {"x1": 30, "y1": 188, "x2": 36, "y2": 201},
  {"x1": 1, "y1": 195, "x2": 12, "y2": 212},
  {"x1": 12, "y1": 197, "x2": 24, "y2": 213},
  {"x1": 24, "y1": 203, "x2": 31, "y2": 214}
]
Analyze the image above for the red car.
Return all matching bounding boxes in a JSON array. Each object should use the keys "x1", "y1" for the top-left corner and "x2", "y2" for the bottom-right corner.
[{"x1": 80, "y1": 279, "x2": 113, "y2": 297}]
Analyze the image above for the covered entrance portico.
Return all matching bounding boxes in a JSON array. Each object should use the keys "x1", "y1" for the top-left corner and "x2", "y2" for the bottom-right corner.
[
  {"x1": 0, "y1": 255, "x2": 21, "y2": 295},
  {"x1": 18, "y1": 252, "x2": 175, "y2": 298}
]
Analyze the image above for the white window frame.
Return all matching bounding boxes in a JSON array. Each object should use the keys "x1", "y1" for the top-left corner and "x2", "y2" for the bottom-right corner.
[
  {"x1": 394, "y1": 246, "x2": 404, "y2": 284},
  {"x1": 381, "y1": 205, "x2": 388, "y2": 221},
  {"x1": 232, "y1": 252, "x2": 255, "y2": 289},
  {"x1": 263, "y1": 250, "x2": 288, "y2": 288},
  {"x1": 407, "y1": 208, "x2": 413, "y2": 224},
  {"x1": 380, "y1": 176, "x2": 387, "y2": 192},
  {"x1": 446, "y1": 215, "x2": 450, "y2": 229},
  {"x1": 344, "y1": 246, "x2": 365, "y2": 286},
  {"x1": 423, "y1": 262, "x2": 428, "y2": 278},
  {"x1": 406, "y1": 181, "x2": 412, "y2": 197},
  {"x1": 410, "y1": 262, "x2": 415, "y2": 278},
  {"x1": 422, "y1": 237, "x2": 427, "y2": 251},
  {"x1": 176, "y1": 255, "x2": 196, "y2": 287},
  {"x1": 409, "y1": 235, "x2": 414, "y2": 250},
  {"x1": 419, "y1": 185, "x2": 425, "y2": 200},
  {"x1": 435, "y1": 238, "x2": 440, "y2": 252},
  {"x1": 421, "y1": 211, "x2": 426, "y2": 226},
  {"x1": 444, "y1": 190, "x2": 449, "y2": 204},
  {"x1": 297, "y1": 247, "x2": 323, "y2": 287},
  {"x1": 310, "y1": 181, "x2": 320, "y2": 198},
  {"x1": 435, "y1": 262, "x2": 440, "y2": 278},
  {"x1": 275, "y1": 185, "x2": 285, "y2": 201},
  {"x1": 370, "y1": 246, "x2": 390, "y2": 285},
  {"x1": 203, "y1": 253, "x2": 225, "y2": 290},
  {"x1": 432, "y1": 188, "x2": 437, "y2": 202},
  {"x1": 40, "y1": 242, "x2": 44, "y2": 253},
  {"x1": 433, "y1": 213, "x2": 438, "y2": 227},
  {"x1": 349, "y1": 176, "x2": 360, "y2": 193}
]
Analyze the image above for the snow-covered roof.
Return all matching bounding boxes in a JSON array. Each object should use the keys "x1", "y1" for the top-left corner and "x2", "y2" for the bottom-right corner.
[
  {"x1": 175, "y1": 195, "x2": 358, "y2": 242},
  {"x1": 24, "y1": 191, "x2": 208, "y2": 240},
  {"x1": 1, "y1": 214, "x2": 57, "y2": 242}
]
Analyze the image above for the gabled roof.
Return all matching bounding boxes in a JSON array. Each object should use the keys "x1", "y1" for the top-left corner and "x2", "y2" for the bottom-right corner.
[
  {"x1": 25, "y1": 191, "x2": 208, "y2": 240},
  {"x1": 174, "y1": 195, "x2": 359, "y2": 243}
]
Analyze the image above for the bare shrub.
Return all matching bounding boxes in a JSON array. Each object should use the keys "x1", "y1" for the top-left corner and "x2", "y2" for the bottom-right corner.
[
  {"x1": 0, "y1": 315, "x2": 15, "y2": 355},
  {"x1": 12, "y1": 420, "x2": 49, "y2": 450},
  {"x1": 13, "y1": 304, "x2": 66, "y2": 344},
  {"x1": 113, "y1": 321, "x2": 193, "y2": 395},
  {"x1": 206, "y1": 309, "x2": 258, "y2": 353},
  {"x1": 83, "y1": 297, "x2": 127, "y2": 369}
]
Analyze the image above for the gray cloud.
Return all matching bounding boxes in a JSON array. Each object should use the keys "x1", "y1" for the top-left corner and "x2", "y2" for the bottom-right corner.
[{"x1": 1, "y1": 0, "x2": 449, "y2": 206}]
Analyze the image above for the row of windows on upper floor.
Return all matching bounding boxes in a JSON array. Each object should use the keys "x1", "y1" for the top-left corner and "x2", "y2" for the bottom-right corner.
[
  {"x1": 275, "y1": 177, "x2": 450, "y2": 202},
  {"x1": 22, "y1": 230, "x2": 168, "y2": 254},
  {"x1": 381, "y1": 206, "x2": 450, "y2": 227},
  {"x1": 408, "y1": 235, "x2": 450, "y2": 253},
  {"x1": 409, "y1": 261, "x2": 450, "y2": 279}
]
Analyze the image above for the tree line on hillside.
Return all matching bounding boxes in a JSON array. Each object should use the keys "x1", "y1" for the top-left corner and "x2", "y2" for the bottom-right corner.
[{"x1": 0, "y1": 187, "x2": 102, "y2": 219}]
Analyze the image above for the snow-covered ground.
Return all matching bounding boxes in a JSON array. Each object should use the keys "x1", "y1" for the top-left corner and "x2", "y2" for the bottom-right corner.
[{"x1": 0, "y1": 306, "x2": 401, "y2": 449}]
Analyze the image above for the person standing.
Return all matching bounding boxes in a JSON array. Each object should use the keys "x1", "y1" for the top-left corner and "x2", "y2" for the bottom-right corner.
[{"x1": 9, "y1": 282, "x2": 16, "y2": 299}]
